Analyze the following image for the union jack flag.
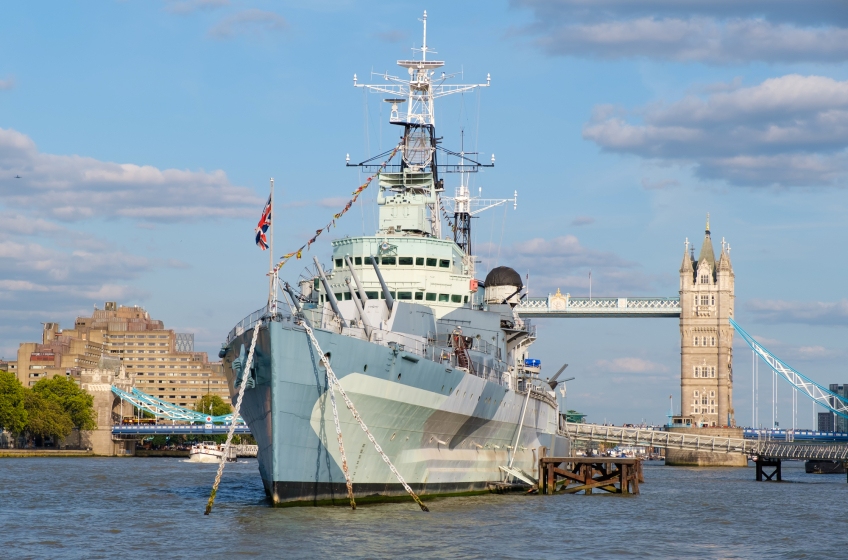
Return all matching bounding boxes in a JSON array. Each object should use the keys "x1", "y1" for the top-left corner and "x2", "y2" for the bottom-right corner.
[{"x1": 255, "y1": 194, "x2": 271, "y2": 250}]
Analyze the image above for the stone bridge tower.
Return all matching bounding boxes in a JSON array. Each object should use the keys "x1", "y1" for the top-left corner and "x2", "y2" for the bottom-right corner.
[{"x1": 679, "y1": 215, "x2": 735, "y2": 427}]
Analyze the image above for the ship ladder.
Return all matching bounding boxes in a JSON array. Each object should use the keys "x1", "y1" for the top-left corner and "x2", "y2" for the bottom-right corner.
[
  {"x1": 451, "y1": 329, "x2": 474, "y2": 374},
  {"x1": 300, "y1": 319, "x2": 430, "y2": 512},
  {"x1": 204, "y1": 317, "x2": 262, "y2": 515}
]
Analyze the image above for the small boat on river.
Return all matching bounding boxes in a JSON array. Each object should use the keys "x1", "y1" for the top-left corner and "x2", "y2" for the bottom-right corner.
[{"x1": 189, "y1": 441, "x2": 235, "y2": 463}]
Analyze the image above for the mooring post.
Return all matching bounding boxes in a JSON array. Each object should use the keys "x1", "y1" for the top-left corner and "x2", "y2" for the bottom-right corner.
[
  {"x1": 538, "y1": 446, "x2": 547, "y2": 494},
  {"x1": 547, "y1": 459, "x2": 555, "y2": 495},
  {"x1": 618, "y1": 463, "x2": 626, "y2": 494}
]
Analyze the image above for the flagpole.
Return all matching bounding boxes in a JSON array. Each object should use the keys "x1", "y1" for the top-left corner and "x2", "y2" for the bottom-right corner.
[{"x1": 269, "y1": 177, "x2": 275, "y2": 314}]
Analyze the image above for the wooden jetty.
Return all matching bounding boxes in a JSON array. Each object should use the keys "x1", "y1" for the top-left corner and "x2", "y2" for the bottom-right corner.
[{"x1": 538, "y1": 456, "x2": 643, "y2": 495}]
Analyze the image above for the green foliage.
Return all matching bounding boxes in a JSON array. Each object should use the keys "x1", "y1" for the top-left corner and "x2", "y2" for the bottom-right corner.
[
  {"x1": 194, "y1": 394, "x2": 232, "y2": 418},
  {"x1": 24, "y1": 390, "x2": 74, "y2": 442},
  {"x1": 32, "y1": 375, "x2": 96, "y2": 431},
  {"x1": 0, "y1": 371, "x2": 27, "y2": 434}
]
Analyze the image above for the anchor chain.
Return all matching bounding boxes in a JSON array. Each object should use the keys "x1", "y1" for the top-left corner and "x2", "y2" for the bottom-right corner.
[
  {"x1": 327, "y1": 355, "x2": 357, "y2": 509},
  {"x1": 300, "y1": 320, "x2": 429, "y2": 512},
  {"x1": 204, "y1": 318, "x2": 262, "y2": 515}
]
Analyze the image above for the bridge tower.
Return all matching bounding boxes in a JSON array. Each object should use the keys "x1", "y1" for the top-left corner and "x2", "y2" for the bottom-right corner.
[{"x1": 679, "y1": 215, "x2": 735, "y2": 427}]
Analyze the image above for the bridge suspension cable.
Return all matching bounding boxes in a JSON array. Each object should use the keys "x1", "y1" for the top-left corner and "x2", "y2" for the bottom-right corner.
[{"x1": 729, "y1": 318, "x2": 848, "y2": 420}]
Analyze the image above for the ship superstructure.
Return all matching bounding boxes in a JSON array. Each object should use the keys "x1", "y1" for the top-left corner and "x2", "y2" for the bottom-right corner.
[{"x1": 220, "y1": 13, "x2": 568, "y2": 506}]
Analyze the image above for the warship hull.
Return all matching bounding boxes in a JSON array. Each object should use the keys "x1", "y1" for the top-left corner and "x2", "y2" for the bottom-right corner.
[{"x1": 223, "y1": 319, "x2": 566, "y2": 505}]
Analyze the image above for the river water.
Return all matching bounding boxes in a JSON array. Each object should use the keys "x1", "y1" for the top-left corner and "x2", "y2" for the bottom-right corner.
[{"x1": 0, "y1": 458, "x2": 844, "y2": 559}]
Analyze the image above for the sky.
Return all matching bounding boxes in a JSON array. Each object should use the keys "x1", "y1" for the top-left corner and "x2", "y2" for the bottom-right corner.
[{"x1": 1, "y1": 0, "x2": 847, "y2": 427}]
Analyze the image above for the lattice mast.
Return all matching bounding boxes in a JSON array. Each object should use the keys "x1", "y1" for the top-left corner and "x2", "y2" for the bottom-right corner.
[{"x1": 351, "y1": 11, "x2": 498, "y2": 263}]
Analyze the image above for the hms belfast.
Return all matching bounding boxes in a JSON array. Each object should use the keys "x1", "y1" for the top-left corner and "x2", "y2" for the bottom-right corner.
[{"x1": 220, "y1": 13, "x2": 570, "y2": 506}]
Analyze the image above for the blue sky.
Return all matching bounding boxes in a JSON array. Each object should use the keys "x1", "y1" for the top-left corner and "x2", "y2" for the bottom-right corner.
[{"x1": 2, "y1": 0, "x2": 847, "y2": 426}]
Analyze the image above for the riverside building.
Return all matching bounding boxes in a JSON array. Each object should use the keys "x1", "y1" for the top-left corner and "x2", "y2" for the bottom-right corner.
[{"x1": 14, "y1": 302, "x2": 228, "y2": 407}]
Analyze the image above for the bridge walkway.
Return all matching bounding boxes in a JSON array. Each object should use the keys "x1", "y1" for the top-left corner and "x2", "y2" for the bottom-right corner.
[{"x1": 560, "y1": 423, "x2": 848, "y2": 462}]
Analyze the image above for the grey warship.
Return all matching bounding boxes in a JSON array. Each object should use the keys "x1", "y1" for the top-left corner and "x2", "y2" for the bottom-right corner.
[{"x1": 220, "y1": 13, "x2": 569, "y2": 506}]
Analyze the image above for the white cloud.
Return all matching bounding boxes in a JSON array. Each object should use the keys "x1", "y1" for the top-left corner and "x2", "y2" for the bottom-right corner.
[
  {"x1": 641, "y1": 178, "x2": 680, "y2": 190},
  {"x1": 745, "y1": 298, "x2": 848, "y2": 326},
  {"x1": 733, "y1": 332, "x2": 843, "y2": 362},
  {"x1": 513, "y1": 0, "x2": 848, "y2": 63},
  {"x1": 318, "y1": 196, "x2": 350, "y2": 208},
  {"x1": 0, "y1": 77, "x2": 15, "y2": 90},
  {"x1": 165, "y1": 0, "x2": 228, "y2": 15},
  {"x1": 0, "y1": 127, "x2": 262, "y2": 222},
  {"x1": 479, "y1": 235, "x2": 664, "y2": 295},
  {"x1": 208, "y1": 9, "x2": 288, "y2": 39},
  {"x1": 583, "y1": 75, "x2": 848, "y2": 187},
  {"x1": 570, "y1": 216, "x2": 595, "y2": 226},
  {"x1": 595, "y1": 357, "x2": 669, "y2": 374}
]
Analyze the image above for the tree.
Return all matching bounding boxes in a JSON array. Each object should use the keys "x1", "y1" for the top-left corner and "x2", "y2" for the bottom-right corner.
[
  {"x1": 24, "y1": 390, "x2": 73, "y2": 443},
  {"x1": 32, "y1": 375, "x2": 96, "y2": 431},
  {"x1": 0, "y1": 371, "x2": 27, "y2": 434},
  {"x1": 194, "y1": 394, "x2": 232, "y2": 418}
]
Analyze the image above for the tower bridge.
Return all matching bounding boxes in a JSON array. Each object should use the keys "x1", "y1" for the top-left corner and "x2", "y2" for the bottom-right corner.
[{"x1": 516, "y1": 215, "x2": 734, "y2": 430}]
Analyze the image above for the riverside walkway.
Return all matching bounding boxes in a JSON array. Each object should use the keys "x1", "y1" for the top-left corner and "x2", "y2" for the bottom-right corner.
[{"x1": 560, "y1": 423, "x2": 848, "y2": 463}]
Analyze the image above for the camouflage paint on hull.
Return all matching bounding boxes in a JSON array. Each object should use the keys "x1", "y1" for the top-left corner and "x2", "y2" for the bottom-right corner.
[{"x1": 222, "y1": 320, "x2": 565, "y2": 505}]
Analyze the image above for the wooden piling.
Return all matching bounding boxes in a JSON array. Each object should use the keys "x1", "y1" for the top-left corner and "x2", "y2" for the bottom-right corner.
[{"x1": 538, "y1": 457, "x2": 642, "y2": 495}]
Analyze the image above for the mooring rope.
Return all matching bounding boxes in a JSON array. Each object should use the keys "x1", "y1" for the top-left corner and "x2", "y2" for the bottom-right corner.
[
  {"x1": 204, "y1": 319, "x2": 262, "y2": 515},
  {"x1": 299, "y1": 319, "x2": 429, "y2": 512}
]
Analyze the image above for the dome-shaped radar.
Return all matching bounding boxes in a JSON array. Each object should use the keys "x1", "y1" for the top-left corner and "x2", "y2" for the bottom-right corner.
[
  {"x1": 484, "y1": 266, "x2": 523, "y2": 288},
  {"x1": 483, "y1": 266, "x2": 523, "y2": 306}
]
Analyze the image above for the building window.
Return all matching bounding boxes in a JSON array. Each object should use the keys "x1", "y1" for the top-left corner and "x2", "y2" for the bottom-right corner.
[
  {"x1": 710, "y1": 391, "x2": 715, "y2": 397},
  {"x1": 700, "y1": 295, "x2": 709, "y2": 305},
  {"x1": 694, "y1": 390, "x2": 699, "y2": 397},
  {"x1": 700, "y1": 274, "x2": 709, "y2": 284},
  {"x1": 711, "y1": 367, "x2": 716, "y2": 378},
  {"x1": 711, "y1": 295, "x2": 715, "y2": 305},
  {"x1": 415, "y1": 257, "x2": 424, "y2": 266},
  {"x1": 711, "y1": 337, "x2": 716, "y2": 346},
  {"x1": 694, "y1": 337, "x2": 699, "y2": 346},
  {"x1": 694, "y1": 367, "x2": 700, "y2": 378},
  {"x1": 426, "y1": 258, "x2": 437, "y2": 267},
  {"x1": 439, "y1": 259, "x2": 450, "y2": 269}
]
